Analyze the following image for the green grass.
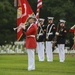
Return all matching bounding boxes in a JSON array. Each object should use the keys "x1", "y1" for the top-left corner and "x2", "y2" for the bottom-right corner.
[{"x1": 0, "y1": 54, "x2": 75, "y2": 75}]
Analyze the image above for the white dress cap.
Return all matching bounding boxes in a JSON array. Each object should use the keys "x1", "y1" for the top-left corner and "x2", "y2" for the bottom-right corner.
[
  {"x1": 59, "y1": 19, "x2": 66, "y2": 23},
  {"x1": 39, "y1": 18, "x2": 45, "y2": 22},
  {"x1": 48, "y1": 17, "x2": 54, "y2": 20}
]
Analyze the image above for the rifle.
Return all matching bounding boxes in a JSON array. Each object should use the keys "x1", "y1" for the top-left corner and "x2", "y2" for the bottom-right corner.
[{"x1": 52, "y1": 22, "x2": 60, "y2": 50}]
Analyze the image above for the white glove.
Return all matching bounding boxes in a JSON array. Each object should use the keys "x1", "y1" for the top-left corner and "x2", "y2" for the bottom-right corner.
[
  {"x1": 13, "y1": 28, "x2": 17, "y2": 31},
  {"x1": 48, "y1": 32, "x2": 53, "y2": 35},
  {"x1": 55, "y1": 32, "x2": 59, "y2": 35}
]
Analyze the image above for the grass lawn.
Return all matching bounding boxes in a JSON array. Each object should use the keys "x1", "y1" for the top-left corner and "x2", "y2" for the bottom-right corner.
[{"x1": 0, "y1": 54, "x2": 75, "y2": 75}]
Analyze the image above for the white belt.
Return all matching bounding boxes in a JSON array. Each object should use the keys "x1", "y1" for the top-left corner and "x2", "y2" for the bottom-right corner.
[
  {"x1": 47, "y1": 32, "x2": 53, "y2": 35},
  {"x1": 38, "y1": 33, "x2": 43, "y2": 36},
  {"x1": 27, "y1": 35, "x2": 35, "y2": 37}
]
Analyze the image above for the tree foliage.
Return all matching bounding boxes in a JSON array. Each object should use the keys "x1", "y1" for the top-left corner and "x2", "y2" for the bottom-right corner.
[
  {"x1": 0, "y1": 0, "x2": 16, "y2": 45},
  {"x1": 0, "y1": 0, "x2": 75, "y2": 45}
]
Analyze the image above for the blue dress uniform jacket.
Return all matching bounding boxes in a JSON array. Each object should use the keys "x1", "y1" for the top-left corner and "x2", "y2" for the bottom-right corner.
[
  {"x1": 57, "y1": 28, "x2": 67, "y2": 44},
  {"x1": 37, "y1": 25, "x2": 46, "y2": 42},
  {"x1": 46, "y1": 23, "x2": 56, "y2": 41}
]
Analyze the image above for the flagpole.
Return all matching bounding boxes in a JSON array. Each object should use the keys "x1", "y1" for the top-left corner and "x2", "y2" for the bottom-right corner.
[
  {"x1": 36, "y1": 0, "x2": 42, "y2": 19},
  {"x1": 14, "y1": 0, "x2": 17, "y2": 7}
]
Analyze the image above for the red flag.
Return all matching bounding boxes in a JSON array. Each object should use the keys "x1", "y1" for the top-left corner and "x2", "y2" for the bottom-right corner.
[
  {"x1": 17, "y1": 0, "x2": 22, "y2": 41},
  {"x1": 17, "y1": 0, "x2": 34, "y2": 41}
]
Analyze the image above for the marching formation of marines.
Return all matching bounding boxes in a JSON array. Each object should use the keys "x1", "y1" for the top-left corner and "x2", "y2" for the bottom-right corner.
[{"x1": 36, "y1": 17, "x2": 67, "y2": 63}]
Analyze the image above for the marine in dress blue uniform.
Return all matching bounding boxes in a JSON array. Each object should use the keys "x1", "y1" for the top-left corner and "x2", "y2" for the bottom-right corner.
[
  {"x1": 46, "y1": 17, "x2": 56, "y2": 62},
  {"x1": 56, "y1": 19, "x2": 67, "y2": 62},
  {"x1": 37, "y1": 18, "x2": 46, "y2": 61}
]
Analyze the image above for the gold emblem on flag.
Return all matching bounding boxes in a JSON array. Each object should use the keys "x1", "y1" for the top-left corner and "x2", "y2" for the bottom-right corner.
[{"x1": 17, "y1": 7, "x2": 22, "y2": 19}]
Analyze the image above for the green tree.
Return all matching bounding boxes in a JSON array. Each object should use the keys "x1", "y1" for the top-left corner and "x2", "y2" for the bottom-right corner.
[{"x1": 0, "y1": 0, "x2": 16, "y2": 45}]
